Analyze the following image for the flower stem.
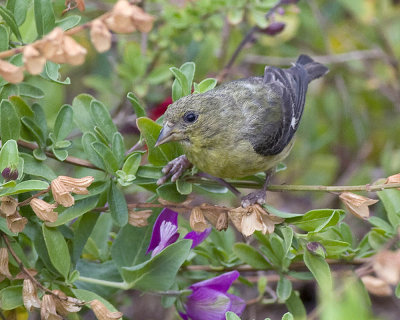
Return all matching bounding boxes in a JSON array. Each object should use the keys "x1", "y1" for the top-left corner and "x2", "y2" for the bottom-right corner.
[{"x1": 77, "y1": 276, "x2": 130, "y2": 290}]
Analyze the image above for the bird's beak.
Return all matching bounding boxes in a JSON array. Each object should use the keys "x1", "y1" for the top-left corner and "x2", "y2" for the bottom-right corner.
[{"x1": 155, "y1": 122, "x2": 175, "y2": 147}]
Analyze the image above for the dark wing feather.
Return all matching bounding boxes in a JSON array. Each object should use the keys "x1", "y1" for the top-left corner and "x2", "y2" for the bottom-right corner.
[{"x1": 251, "y1": 55, "x2": 328, "y2": 156}]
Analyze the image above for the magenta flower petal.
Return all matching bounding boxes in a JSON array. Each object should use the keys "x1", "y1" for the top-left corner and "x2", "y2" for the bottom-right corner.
[
  {"x1": 147, "y1": 208, "x2": 178, "y2": 254},
  {"x1": 184, "y1": 227, "x2": 212, "y2": 248},
  {"x1": 190, "y1": 270, "x2": 240, "y2": 293},
  {"x1": 185, "y1": 287, "x2": 231, "y2": 320},
  {"x1": 226, "y1": 293, "x2": 246, "y2": 315}
]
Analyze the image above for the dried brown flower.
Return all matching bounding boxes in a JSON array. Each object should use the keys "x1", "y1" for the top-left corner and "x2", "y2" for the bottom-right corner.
[
  {"x1": 51, "y1": 178, "x2": 75, "y2": 207},
  {"x1": 385, "y1": 173, "x2": 400, "y2": 188},
  {"x1": 30, "y1": 198, "x2": 58, "y2": 222},
  {"x1": 41, "y1": 294, "x2": 62, "y2": 320},
  {"x1": 62, "y1": 36, "x2": 87, "y2": 66},
  {"x1": 23, "y1": 279, "x2": 41, "y2": 311},
  {"x1": 0, "y1": 59, "x2": 24, "y2": 83},
  {"x1": 190, "y1": 207, "x2": 209, "y2": 232},
  {"x1": 23, "y1": 45, "x2": 46, "y2": 75},
  {"x1": 90, "y1": 19, "x2": 112, "y2": 53},
  {"x1": 57, "y1": 176, "x2": 94, "y2": 194},
  {"x1": 90, "y1": 299, "x2": 123, "y2": 320},
  {"x1": 361, "y1": 275, "x2": 392, "y2": 296},
  {"x1": 130, "y1": 5, "x2": 155, "y2": 33},
  {"x1": 16, "y1": 268, "x2": 38, "y2": 280},
  {"x1": 128, "y1": 209, "x2": 152, "y2": 227},
  {"x1": 7, "y1": 211, "x2": 28, "y2": 233},
  {"x1": 216, "y1": 211, "x2": 228, "y2": 231},
  {"x1": 339, "y1": 192, "x2": 378, "y2": 219},
  {"x1": 373, "y1": 249, "x2": 400, "y2": 285},
  {"x1": 52, "y1": 290, "x2": 82, "y2": 315},
  {"x1": 0, "y1": 196, "x2": 18, "y2": 216},
  {"x1": 0, "y1": 247, "x2": 12, "y2": 279}
]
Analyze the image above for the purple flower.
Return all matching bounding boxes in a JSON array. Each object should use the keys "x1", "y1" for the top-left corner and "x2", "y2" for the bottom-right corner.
[
  {"x1": 179, "y1": 271, "x2": 246, "y2": 320},
  {"x1": 147, "y1": 208, "x2": 211, "y2": 258}
]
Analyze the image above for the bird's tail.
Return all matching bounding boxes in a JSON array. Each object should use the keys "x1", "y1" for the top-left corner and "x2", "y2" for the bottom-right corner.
[{"x1": 296, "y1": 54, "x2": 329, "y2": 83}]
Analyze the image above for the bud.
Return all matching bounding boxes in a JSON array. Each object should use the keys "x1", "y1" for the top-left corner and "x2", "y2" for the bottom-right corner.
[
  {"x1": 23, "y1": 279, "x2": 41, "y2": 311},
  {"x1": 51, "y1": 178, "x2": 75, "y2": 207},
  {"x1": 52, "y1": 290, "x2": 82, "y2": 315},
  {"x1": 216, "y1": 211, "x2": 228, "y2": 231},
  {"x1": 190, "y1": 207, "x2": 209, "y2": 232},
  {"x1": 23, "y1": 45, "x2": 46, "y2": 75},
  {"x1": 128, "y1": 209, "x2": 152, "y2": 227},
  {"x1": 30, "y1": 198, "x2": 58, "y2": 222},
  {"x1": 339, "y1": 192, "x2": 378, "y2": 219},
  {"x1": 41, "y1": 294, "x2": 62, "y2": 320},
  {"x1": 2, "y1": 167, "x2": 18, "y2": 181},
  {"x1": 90, "y1": 299, "x2": 123, "y2": 320},
  {"x1": 7, "y1": 211, "x2": 28, "y2": 233},
  {"x1": 0, "y1": 196, "x2": 18, "y2": 216},
  {"x1": 261, "y1": 22, "x2": 286, "y2": 36},
  {"x1": 306, "y1": 241, "x2": 326, "y2": 257},
  {"x1": 0, "y1": 59, "x2": 24, "y2": 84},
  {"x1": 361, "y1": 276, "x2": 392, "y2": 296},
  {"x1": 0, "y1": 247, "x2": 12, "y2": 279},
  {"x1": 90, "y1": 19, "x2": 112, "y2": 52}
]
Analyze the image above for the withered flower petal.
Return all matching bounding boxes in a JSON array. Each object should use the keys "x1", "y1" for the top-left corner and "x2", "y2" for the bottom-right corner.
[
  {"x1": 0, "y1": 196, "x2": 18, "y2": 216},
  {"x1": 105, "y1": 0, "x2": 136, "y2": 33},
  {"x1": 51, "y1": 178, "x2": 75, "y2": 207},
  {"x1": 23, "y1": 45, "x2": 46, "y2": 75},
  {"x1": 16, "y1": 268, "x2": 38, "y2": 279},
  {"x1": 128, "y1": 209, "x2": 152, "y2": 227},
  {"x1": 52, "y1": 290, "x2": 82, "y2": 315},
  {"x1": 131, "y1": 5, "x2": 155, "y2": 33},
  {"x1": 41, "y1": 294, "x2": 62, "y2": 320},
  {"x1": 190, "y1": 207, "x2": 209, "y2": 232},
  {"x1": 216, "y1": 211, "x2": 228, "y2": 231},
  {"x1": 373, "y1": 249, "x2": 400, "y2": 285},
  {"x1": 63, "y1": 36, "x2": 87, "y2": 66},
  {"x1": 90, "y1": 299, "x2": 123, "y2": 320},
  {"x1": 7, "y1": 212, "x2": 28, "y2": 233},
  {"x1": 0, "y1": 59, "x2": 24, "y2": 83},
  {"x1": 90, "y1": 19, "x2": 112, "y2": 53},
  {"x1": 40, "y1": 27, "x2": 65, "y2": 61},
  {"x1": 0, "y1": 247, "x2": 12, "y2": 279},
  {"x1": 339, "y1": 192, "x2": 378, "y2": 219},
  {"x1": 30, "y1": 198, "x2": 58, "y2": 222},
  {"x1": 361, "y1": 275, "x2": 392, "y2": 296},
  {"x1": 23, "y1": 279, "x2": 41, "y2": 311},
  {"x1": 58, "y1": 176, "x2": 94, "y2": 193}
]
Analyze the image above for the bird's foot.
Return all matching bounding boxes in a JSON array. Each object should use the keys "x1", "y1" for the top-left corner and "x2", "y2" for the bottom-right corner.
[
  {"x1": 157, "y1": 155, "x2": 192, "y2": 185},
  {"x1": 241, "y1": 190, "x2": 266, "y2": 208}
]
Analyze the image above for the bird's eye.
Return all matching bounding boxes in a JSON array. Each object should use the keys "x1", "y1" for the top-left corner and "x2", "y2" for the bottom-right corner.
[{"x1": 183, "y1": 112, "x2": 198, "y2": 123}]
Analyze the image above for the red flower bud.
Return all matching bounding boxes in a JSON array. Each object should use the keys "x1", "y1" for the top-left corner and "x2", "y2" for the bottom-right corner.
[
  {"x1": 2, "y1": 168, "x2": 18, "y2": 181},
  {"x1": 261, "y1": 22, "x2": 286, "y2": 36}
]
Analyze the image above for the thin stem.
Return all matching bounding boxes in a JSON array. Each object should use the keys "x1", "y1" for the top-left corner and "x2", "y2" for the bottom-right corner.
[
  {"x1": 18, "y1": 187, "x2": 51, "y2": 207},
  {"x1": 77, "y1": 276, "x2": 129, "y2": 290}
]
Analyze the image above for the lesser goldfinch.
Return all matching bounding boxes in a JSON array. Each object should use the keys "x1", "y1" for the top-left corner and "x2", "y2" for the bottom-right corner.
[{"x1": 155, "y1": 55, "x2": 328, "y2": 207}]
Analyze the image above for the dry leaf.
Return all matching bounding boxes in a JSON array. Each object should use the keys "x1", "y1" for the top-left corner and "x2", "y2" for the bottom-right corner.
[
  {"x1": 30, "y1": 198, "x2": 58, "y2": 222},
  {"x1": 23, "y1": 279, "x2": 41, "y2": 311},
  {"x1": 41, "y1": 295, "x2": 62, "y2": 320},
  {"x1": 190, "y1": 207, "x2": 209, "y2": 232},
  {"x1": 0, "y1": 59, "x2": 24, "y2": 83},
  {"x1": 0, "y1": 196, "x2": 18, "y2": 216},
  {"x1": 339, "y1": 192, "x2": 378, "y2": 219},
  {"x1": 90, "y1": 299, "x2": 123, "y2": 320},
  {"x1": 23, "y1": 45, "x2": 46, "y2": 75},
  {"x1": 128, "y1": 209, "x2": 152, "y2": 227},
  {"x1": 0, "y1": 247, "x2": 12, "y2": 279},
  {"x1": 90, "y1": 19, "x2": 112, "y2": 53},
  {"x1": 7, "y1": 212, "x2": 28, "y2": 233},
  {"x1": 373, "y1": 249, "x2": 400, "y2": 285},
  {"x1": 361, "y1": 275, "x2": 392, "y2": 296}
]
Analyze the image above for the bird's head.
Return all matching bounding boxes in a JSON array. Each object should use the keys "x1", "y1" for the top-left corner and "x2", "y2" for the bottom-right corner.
[{"x1": 155, "y1": 94, "x2": 218, "y2": 147}]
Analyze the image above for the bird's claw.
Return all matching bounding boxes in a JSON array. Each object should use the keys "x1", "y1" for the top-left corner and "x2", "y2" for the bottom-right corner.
[
  {"x1": 157, "y1": 155, "x2": 192, "y2": 185},
  {"x1": 241, "y1": 190, "x2": 266, "y2": 208}
]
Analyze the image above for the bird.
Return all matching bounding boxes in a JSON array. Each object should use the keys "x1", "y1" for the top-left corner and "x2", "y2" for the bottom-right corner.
[{"x1": 155, "y1": 55, "x2": 328, "y2": 207}]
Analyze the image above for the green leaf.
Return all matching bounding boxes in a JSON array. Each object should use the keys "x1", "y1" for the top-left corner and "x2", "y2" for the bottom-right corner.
[
  {"x1": 156, "y1": 182, "x2": 187, "y2": 203},
  {"x1": 170, "y1": 67, "x2": 190, "y2": 97},
  {"x1": 368, "y1": 216, "x2": 394, "y2": 234},
  {"x1": 90, "y1": 100, "x2": 117, "y2": 142},
  {"x1": 180, "y1": 62, "x2": 195, "y2": 91},
  {"x1": 136, "y1": 117, "x2": 182, "y2": 166},
  {"x1": 6, "y1": 0, "x2": 29, "y2": 25},
  {"x1": 0, "y1": 99, "x2": 20, "y2": 143},
  {"x1": 21, "y1": 153, "x2": 57, "y2": 180},
  {"x1": 121, "y1": 239, "x2": 191, "y2": 291},
  {"x1": 32, "y1": 103, "x2": 48, "y2": 137},
  {"x1": 303, "y1": 249, "x2": 332, "y2": 291},
  {"x1": 282, "y1": 313, "x2": 294, "y2": 320},
  {"x1": 72, "y1": 212, "x2": 99, "y2": 264},
  {"x1": 9, "y1": 95, "x2": 34, "y2": 118},
  {"x1": 0, "y1": 181, "x2": 49, "y2": 197},
  {"x1": 127, "y1": 92, "x2": 146, "y2": 118},
  {"x1": 33, "y1": 0, "x2": 55, "y2": 37},
  {"x1": 320, "y1": 239, "x2": 350, "y2": 256},
  {"x1": 147, "y1": 64, "x2": 172, "y2": 85},
  {"x1": 277, "y1": 276, "x2": 292, "y2": 301},
  {"x1": 47, "y1": 196, "x2": 100, "y2": 227},
  {"x1": 21, "y1": 116, "x2": 45, "y2": 145},
  {"x1": 171, "y1": 79, "x2": 182, "y2": 102},
  {"x1": 0, "y1": 139, "x2": 19, "y2": 171},
  {"x1": 42, "y1": 225, "x2": 71, "y2": 279},
  {"x1": 108, "y1": 182, "x2": 128, "y2": 227},
  {"x1": 81, "y1": 132, "x2": 105, "y2": 170},
  {"x1": 4, "y1": 83, "x2": 45, "y2": 98},
  {"x1": 92, "y1": 142, "x2": 119, "y2": 174},
  {"x1": 263, "y1": 204, "x2": 302, "y2": 218},
  {"x1": 41, "y1": 61, "x2": 71, "y2": 84},
  {"x1": 395, "y1": 282, "x2": 400, "y2": 298},
  {"x1": 280, "y1": 226, "x2": 294, "y2": 254},
  {"x1": 72, "y1": 288, "x2": 120, "y2": 312},
  {"x1": 286, "y1": 290, "x2": 306, "y2": 320},
  {"x1": 0, "y1": 25, "x2": 9, "y2": 52},
  {"x1": 233, "y1": 243, "x2": 271, "y2": 269},
  {"x1": 176, "y1": 179, "x2": 192, "y2": 195},
  {"x1": 197, "y1": 78, "x2": 217, "y2": 93},
  {"x1": 112, "y1": 132, "x2": 125, "y2": 166},
  {"x1": 288, "y1": 209, "x2": 344, "y2": 232},
  {"x1": 55, "y1": 15, "x2": 81, "y2": 30},
  {"x1": 32, "y1": 148, "x2": 46, "y2": 161},
  {"x1": 0, "y1": 286, "x2": 23, "y2": 310},
  {"x1": 225, "y1": 311, "x2": 241, "y2": 320},
  {"x1": 0, "y1": 5, "x2": 22, "y2": 41},
  {"x1": 122, "y1": 152, "x2": 141, "y2": 177},
  {"x1": 53, "y1": 104, "x2": 73, "y2": 141},
  {"x1": 51, "y1": 148, "x2": 68, "y2": 161},
  {"x1": 377, "y1": 189, "x2": 400, "y2": 228},
  {"x1": 72, "y1": 94, "x2": 95, "y2": 132}
]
